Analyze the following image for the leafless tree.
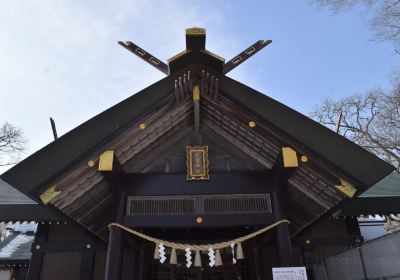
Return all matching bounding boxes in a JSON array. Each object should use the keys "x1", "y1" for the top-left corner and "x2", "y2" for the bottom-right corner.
[
  {"x1": 0, "y1": 122, "x2": 26, "y2": 166},
  {"x1": 310, "y1": 85, "x2": 400, "y2": 171},
  {"x1": 312, "y1": 0, "x2": 400, "y2": 53}
]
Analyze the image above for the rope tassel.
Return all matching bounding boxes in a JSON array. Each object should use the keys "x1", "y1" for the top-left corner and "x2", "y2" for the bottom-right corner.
[
  {"x1": 215, "y1": 249, "x2": 223, "y2": 267},
  {"x1": 170, "y1": 248, "x2": 177, "y2": 265},
  {"x1": 236, "y1": 242, "x2": 244, "y2": 260},
  {"x1": 194, "y1": 250, "x2": 202, "y2": 267},
  {"x1": 154, "y1": 243, "x2": 160, "y2": 260}
]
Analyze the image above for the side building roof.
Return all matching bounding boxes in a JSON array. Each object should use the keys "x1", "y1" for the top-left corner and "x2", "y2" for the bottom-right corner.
[
  {"x1": 0, "y1": 179, "x2": 61, "y2": 222},
  {"x1": 339, "y1": 172, "x2": 400, "y2": 216}
]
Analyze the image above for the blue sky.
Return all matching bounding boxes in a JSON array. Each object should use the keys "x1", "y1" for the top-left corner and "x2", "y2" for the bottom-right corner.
[{"x1": 0, "y1": 0, "x2": 398, "y2": 173}]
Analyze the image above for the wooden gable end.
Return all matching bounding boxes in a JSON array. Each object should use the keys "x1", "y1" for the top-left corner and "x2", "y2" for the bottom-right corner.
[
  {"x1": 28, "y1": 69, "x2": 364, "y2": 239},
  {"x1": 1, "y1": 28, "x2": 393, "y2": 241}
]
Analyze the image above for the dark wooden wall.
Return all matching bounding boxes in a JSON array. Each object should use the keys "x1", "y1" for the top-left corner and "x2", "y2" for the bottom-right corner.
[
  {"x1": 25, "y1": 222, "x2": 141, "y2": 280},
  {"x1": 25, "y1": 212, "x2": 361, "y2": 280}
]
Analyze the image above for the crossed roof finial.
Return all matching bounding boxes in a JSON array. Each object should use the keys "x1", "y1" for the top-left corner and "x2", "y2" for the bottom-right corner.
[{"x1": 118, "y1": 28, "x2": 271, "y2": 75}]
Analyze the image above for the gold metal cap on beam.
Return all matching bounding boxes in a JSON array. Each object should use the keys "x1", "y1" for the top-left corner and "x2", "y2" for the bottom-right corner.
[
  {"x1": 98, "y1": 150, "x2": 115, "y2": 171},
  {"x1": 335, "y1": 178, "x2": 357, "y2": 198},
  {"x1": 186, "y1": 27, "x2": 206, "y2": 36},
  {"x1": 40, "y1": 186, "x2": 61, "y2": 205},
  {"x1": 300, "y1": 155, "x2": 308, "y2": 163},
  {"x1": 202, "y1": 49, "x2": 225, "y2": 62},
  {"x1": 282, "y1": 147, "x2": 298, "y2": 167},
  {"x1": 193, "y1": 85, "x2": 200, "y2": 101},
  {"x1": 248, "y1": 121, "x2": 256, "y2": 128}
]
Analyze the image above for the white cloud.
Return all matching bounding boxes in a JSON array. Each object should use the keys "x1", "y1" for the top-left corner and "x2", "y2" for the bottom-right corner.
[{"x1": 0, "y1": 0, "x2": 247, "y2": 174}]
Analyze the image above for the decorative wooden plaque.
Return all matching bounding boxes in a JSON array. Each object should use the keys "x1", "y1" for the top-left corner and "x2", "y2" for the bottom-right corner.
[{"x1": 186, "y1": 146, "x2": 209, "y2": 180}]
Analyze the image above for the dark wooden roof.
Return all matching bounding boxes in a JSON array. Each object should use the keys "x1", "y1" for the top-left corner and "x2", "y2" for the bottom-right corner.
[
  {"x1": 220, "y1": 77, "x2": 394, "y2": 188},
  {"x1": 1, "y1": 77, "x2": 173, "y2": 194},
  {"x1": 1, "y1": 75, "x2": 392, "y2": 194},
  {"x1": 0, "y1": 29, "x2": 394, "y2": 238}
]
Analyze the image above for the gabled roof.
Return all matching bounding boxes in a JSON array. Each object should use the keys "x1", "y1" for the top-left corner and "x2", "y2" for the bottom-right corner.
[
  {"x1": 1, "y1": 75, "x2": 393, "y2": 195},
  {"x1": 0, "y1": 28, "x2": 394, "y2": 238}
]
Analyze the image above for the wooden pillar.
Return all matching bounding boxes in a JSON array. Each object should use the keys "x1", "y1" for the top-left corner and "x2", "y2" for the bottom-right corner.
[
  {"x1": 346, "y1": 217, "x2": 361, "y2": 236},
  {"x1": 104, "y1": 189, "x2": 126, "y2": 280},
  {"x1": 275, "y1": 223, "x2": 293, "y2": 267},
  {"x1": 27, "y1": 223, "x2": 48, "y2": 280},
  {"x1": 80, "y1": 251, "x2": 95, "y2": 280},
  {"x1": 272, "y1": 191, "x2": 293, "y2": 267},
  {"x1": 105, "y1": 225, "x2": 123, "y2": 280},
  {"x1": 252, "y1": 238, "x2": 265, "y2": 280},
  {"x1": 302, "y1": 245, "x2": 316, "y2": 280},
  {"x1": 132, "y1": 250, "x2": 141, "y2": 280},
  {"x1": 100, "y1": 151, "x2": 126, "y2": 280}
]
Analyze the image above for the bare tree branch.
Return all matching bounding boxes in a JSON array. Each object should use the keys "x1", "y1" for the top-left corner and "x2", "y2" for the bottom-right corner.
[
  {"x1": 312, "y1": 0, "x2": 400, "y2": 54},
  {"x1": 310, "y1": 86, "x2": 400, "y2": 171},
  {"x1": 0, "y1": 122, "x2": 27, "y2": 166}
]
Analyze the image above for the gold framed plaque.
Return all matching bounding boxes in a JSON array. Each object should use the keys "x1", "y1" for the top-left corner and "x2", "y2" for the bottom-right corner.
[{"x1": 186, "y1": 146, "x2": 209, "y2": 180}]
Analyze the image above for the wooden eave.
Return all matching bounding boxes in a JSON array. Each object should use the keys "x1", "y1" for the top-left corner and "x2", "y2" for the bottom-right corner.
[
  {"x1": 1, "y1": 76, "x2": 174, "y2": 194},
  {"x1": 218, "y1": 76, "x2": 394, "y2": 188},
  {"x1": 2, "y1": 78, "x2": 386, "y2": 238},
  {"x1": 0, "y1": 40, "x2": 394, "y2": 239}
]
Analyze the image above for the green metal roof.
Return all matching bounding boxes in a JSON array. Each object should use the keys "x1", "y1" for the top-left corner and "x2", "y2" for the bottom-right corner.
[
  {"x1": 359, "y1": 172, "x2": 400, "y2": 198},
  {"x1": 339, "y1": 172, "x2": 400, "y2": 215}
]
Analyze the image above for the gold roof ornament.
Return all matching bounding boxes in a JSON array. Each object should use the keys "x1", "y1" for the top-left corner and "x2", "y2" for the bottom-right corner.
[
  {"x1": 248, "y1": 121, "x2": 256, "y2": 128},
  {"x1": 40, "y1": 186, "x2": 61, "y2": 205},
  {"x1": 202, "y1": 49, "x2": 225, "y2": 62},
  {"x1": 98, "y1": 150, "x2": 115, "y2": 171},
  {"x1": 186, "y1": 27, "x2": 206, "y2": 36},
  {"x1": 193, "y1": 85, "x2": 200, "y2": 101},
  {"x1": 335, "y1": 178, "x2": 357, "y2": 198},
  {"x1": 282, "y1": 147, "x2": 299, "y2": 168}
]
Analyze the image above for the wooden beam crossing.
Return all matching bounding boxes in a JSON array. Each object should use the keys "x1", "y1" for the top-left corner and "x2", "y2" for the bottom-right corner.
[
  {"x1": 118, "y1": 41, "x2": 169, "y2": 75},
  {"x1": 223, "y1": 40, "x2": 272, "y2": 74}
]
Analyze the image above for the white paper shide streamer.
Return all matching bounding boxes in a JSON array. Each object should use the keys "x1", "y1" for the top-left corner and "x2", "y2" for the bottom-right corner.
[
  {"x1": 208, "y1": 248, "x2": 216, "y2": 267},
  {"x1": 230, "y1": 243, "x2": 237, "y2": 264},
  {"x1": 185, "y1": 247, "x2": 192, "y2": 268},
  {"x1": 158, "y1": 243, "x2": 166, "y2": 263}
]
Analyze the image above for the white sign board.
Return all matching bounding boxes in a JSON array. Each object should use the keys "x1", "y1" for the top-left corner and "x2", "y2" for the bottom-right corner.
[
  {"x1": 272, "y1": 267, "x2": 308, "y2": 280},
  {"x1": 0, "y1": 270, "x2": 12, "y2": 280}
]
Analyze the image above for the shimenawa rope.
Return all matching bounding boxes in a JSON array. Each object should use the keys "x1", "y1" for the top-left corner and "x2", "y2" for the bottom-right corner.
[{"x1": 108, "y1": 219, "x2": 290, "y2": 251}]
